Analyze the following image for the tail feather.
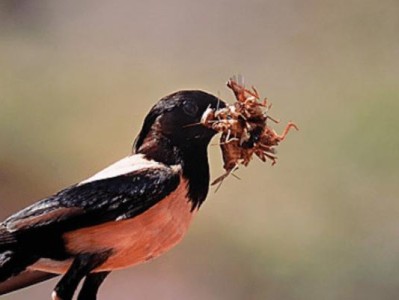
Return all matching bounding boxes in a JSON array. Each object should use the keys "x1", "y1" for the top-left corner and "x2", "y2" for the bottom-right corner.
[
  {"x1": 0, "y1": 270, "x2": 57, "y2": 295},
  {"x1": 0, "y1": 225, "x2": 36, "y2": 283},
  {"x1": 0, "y1": 225, "x2": 57, "y2": 295},
  {"x1": 0, "y1": 250, "x2": 30, "y2": 282}
]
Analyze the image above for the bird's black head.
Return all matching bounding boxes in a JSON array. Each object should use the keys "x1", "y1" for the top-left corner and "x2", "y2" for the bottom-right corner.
[
  {"x1": 133, "y1": 90, "x2": 226, "y2": 209},
  {"x1": 134, "y1": 90, "x2": 226, "y2": 158}
]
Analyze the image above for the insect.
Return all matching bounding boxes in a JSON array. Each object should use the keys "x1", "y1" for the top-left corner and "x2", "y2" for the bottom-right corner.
[{"x1": 201, "y1": 78, "x2": 298, "y2": 185}]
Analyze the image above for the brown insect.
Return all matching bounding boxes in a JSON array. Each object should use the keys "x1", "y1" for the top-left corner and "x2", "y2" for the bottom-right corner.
[{"x1": 201, "y1": 78, "x2": 298, "y2": 186}]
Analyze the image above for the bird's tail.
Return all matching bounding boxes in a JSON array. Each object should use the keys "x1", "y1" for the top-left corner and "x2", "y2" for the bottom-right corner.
[
  {"x1": 0, "y1": 226, "x2": 34, "y2": 282},
  {"x1": 0, "y1": 250, "x2": 35, "y2": 283},
  {"x1": 0, "y1": 226, "x2": 58, "y2": 295}
]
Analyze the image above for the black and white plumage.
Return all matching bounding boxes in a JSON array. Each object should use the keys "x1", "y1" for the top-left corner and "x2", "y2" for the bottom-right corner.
[{"x1": 0, "y1": 90, "x2": 226, "y2": 300}]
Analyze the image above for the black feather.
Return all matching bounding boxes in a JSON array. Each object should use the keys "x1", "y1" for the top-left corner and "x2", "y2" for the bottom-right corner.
[{"x1": 2, "y1": 166, "x2": 180, "y2": 260}]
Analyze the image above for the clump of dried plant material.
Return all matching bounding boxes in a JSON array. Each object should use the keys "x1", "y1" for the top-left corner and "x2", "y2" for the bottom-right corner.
[{"x1": 201, "y1": 77, "x2": 298, "y2": 186}]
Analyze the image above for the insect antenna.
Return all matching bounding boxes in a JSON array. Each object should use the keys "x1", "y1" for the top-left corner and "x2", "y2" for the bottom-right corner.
[
  {"x1": 182, "y1": 122, "x2": 202, "y2": 128},
  {"x1": 211, "y1": 165, "x2": 239, "y2": 191},
  {"x1": 265, "y1": 115, "x2": 280, "y2": 124},
  {"x1": 231, "y1": 172, "x2": 241, "y2": 180}
]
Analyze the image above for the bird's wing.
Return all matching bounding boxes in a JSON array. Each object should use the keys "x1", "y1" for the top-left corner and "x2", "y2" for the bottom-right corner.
[{"x1": 3, "y1": 155, "x2": 181, "y2": 234}]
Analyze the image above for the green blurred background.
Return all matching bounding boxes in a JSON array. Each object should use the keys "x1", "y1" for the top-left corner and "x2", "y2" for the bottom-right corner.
[{"x1": 1, "y1": 0, "x2": 398, "y2": 299}]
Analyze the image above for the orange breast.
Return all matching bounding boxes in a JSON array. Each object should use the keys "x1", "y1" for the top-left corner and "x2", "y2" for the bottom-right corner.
[{"x1": 29, "y1": 180, "x2": 195, "y2": 274}]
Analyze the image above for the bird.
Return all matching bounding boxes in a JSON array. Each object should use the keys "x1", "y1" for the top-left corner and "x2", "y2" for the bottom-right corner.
[{"x1": 0, "y1": 90, "x2": 226, "y2": 300}]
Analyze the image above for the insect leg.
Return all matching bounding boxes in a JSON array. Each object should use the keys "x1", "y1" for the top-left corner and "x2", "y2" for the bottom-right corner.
[{"x1": 276, "y1": 122, "x2": 299, "y2": 140}]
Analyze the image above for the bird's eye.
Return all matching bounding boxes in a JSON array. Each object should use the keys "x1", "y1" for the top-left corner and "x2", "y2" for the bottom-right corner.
[{"x1": 183, "y1": 101, "x2": 199, "y2": 116}]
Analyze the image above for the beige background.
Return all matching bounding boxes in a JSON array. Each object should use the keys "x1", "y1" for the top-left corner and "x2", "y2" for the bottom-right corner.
[{"x1": 1, "y1": 0, "x2": 398, "y2": 299}]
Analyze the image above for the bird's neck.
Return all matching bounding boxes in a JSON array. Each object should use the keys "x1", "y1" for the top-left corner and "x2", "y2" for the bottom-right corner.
[{"x1": 135, "y1": 134, "x2": 210, "y2": 210}]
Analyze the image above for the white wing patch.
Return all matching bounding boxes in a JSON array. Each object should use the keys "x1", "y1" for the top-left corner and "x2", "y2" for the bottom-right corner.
[{"x1": 79, "y1": 154, "x2": 163, "y2": 185}]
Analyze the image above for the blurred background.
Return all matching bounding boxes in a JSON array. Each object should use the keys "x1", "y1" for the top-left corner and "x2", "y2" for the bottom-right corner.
[{"x1": 1, "y1": 0, "x2": 398, "y2": 299}]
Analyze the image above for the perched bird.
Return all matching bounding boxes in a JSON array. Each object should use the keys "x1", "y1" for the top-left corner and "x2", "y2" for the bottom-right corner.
[{"x1": 0, "y1": 90, "x2": 226, "y2": 300}]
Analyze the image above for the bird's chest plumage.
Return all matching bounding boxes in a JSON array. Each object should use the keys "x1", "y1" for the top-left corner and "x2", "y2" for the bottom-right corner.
[{"x1": 30, "y1": 180, "x2": 195, "y2": 274}]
